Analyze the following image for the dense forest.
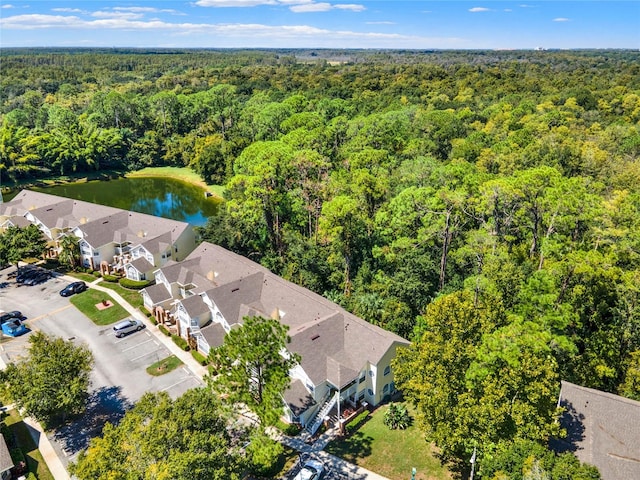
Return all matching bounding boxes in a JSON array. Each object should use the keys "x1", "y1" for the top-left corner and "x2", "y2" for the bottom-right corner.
[{"x1": 2, "y1": 48, "x2": 640, "y2": 475}]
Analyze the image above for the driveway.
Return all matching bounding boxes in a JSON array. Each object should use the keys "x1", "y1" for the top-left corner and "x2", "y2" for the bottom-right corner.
[{"x1": 0, "y1": 266, "x2": 204, "y2": 467}]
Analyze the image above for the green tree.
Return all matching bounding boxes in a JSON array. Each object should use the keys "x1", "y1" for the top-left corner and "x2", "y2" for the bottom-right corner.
[
  {"x1": 207, "y1": 316, "x2": 300, "y2": 426},
  {"x1": 70, "y1": 389, "x2": 244, "y2": 480},
  {"x1": 1, "y1": 332, "x2": 93, "y2": 427},
  {"x1": 57, "y1": 233, "x2": 80, "y2": 270},
  {"x1": 0, "y1": 224, "x2": 48, "y2": 270}
]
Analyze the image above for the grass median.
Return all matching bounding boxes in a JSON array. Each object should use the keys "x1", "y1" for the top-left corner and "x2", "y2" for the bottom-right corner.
[{"x1": 69, "y1": 289, "x2": 129, "y2": 326}]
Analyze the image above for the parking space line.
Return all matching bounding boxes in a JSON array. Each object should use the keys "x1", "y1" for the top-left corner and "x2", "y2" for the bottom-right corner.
[
  {"x1": 121, "y1": 338, "x2": 154, "y2": 352},
  {"x1": 160, "y1": 376, "x2": 195, "y2": 392},
  {"x1": 28, "y1": 304, "x2": 72, "y2": 322},
  {"x1": 130, "y1": 349, "x2": 162, "y2": 362}
]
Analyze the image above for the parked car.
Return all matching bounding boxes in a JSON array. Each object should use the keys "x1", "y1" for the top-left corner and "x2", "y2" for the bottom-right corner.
[
  {"x1": 293, "y1": 459, "x2": 324, "y2": 480},
  {"x1": 113, "y1": 318, "x2": 145, "y2": 338},
  {"x1": 60, "y1": 281, "x2": 87, "y2": 297},
  {"x1": 0, "y1": 311, "x2": 24, "y2": 323},
  {"x1": 1, "y1": 319, "x2": 28, "y2": 337}
]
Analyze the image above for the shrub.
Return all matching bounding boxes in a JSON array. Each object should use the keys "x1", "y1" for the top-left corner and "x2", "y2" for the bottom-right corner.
[
  {"x1": 158, "y1": 324, "x2": 170, "y2": 336},
  {"x1": 191, "y1": 350, "x2": 208, "y2": 366},
  {"x1": 383, "y1": 402, "x2": 411, "y2": 430},
  {"x1": 119, "y1": 278, "x2": 153, "y2": 289},
  {"x1": 103, "y1": 274, "x2": 119, "y2": 282},
  {"x1": 345, "y1": 410, "x2": 369, "y2": 434},
  {"x1": 276, "y1": 419, "x2": 301, "y2": 436},
  {"x1": 92, "y1": 270, "x2": 102, "y2": 277},
  {"x1": 171, "y1": 334, "x2": 190, "y2": 351}
]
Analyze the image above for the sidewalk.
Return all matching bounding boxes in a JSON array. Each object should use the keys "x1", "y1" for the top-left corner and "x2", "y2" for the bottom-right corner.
[
  {"x1": 79, "y1": 276, "x2": 209, "y2": 379},
  {"x1": 275, "y1": 427, "x2": 391, "y2": 480}
]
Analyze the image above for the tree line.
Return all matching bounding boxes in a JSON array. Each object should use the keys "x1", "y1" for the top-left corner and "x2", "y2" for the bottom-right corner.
[{"x1": 2, "y1": 48, "x2": 640, "y2": 477}]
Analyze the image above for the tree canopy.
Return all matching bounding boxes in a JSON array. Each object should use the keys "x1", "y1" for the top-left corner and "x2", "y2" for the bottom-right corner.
[
  {"x1": 1, "y1": 332, "x2": 93, "y2": 428},
  {"x1": 70, "y1": 389, "x2": 245, "y2": 480},
  {"x1": 207, "y1": 316, "x2": 300, "y2": 427}
]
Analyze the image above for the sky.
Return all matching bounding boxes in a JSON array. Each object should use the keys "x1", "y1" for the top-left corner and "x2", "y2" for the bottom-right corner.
[{"x1": 0, "y1": 1, "x2": 638, "y2": 50}]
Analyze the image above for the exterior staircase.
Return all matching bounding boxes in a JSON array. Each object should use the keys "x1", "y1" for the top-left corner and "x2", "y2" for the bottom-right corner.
[{"x1": 307, "y1": 391, "x2": 338, "y2": 436}]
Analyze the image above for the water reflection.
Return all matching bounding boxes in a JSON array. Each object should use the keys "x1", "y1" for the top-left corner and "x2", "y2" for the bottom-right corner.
[{"x1": 28, "y1": 177, "x2": 220, "y2": 226}]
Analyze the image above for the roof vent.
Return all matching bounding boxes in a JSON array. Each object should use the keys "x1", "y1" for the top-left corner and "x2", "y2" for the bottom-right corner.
[
  {"x1": 231, "y1": 287, "x2": 239, "y2": 293},
  {"x1": 311, "y1": 334, "x2": 320, "y2": 341},
  {"x1": 80, "y1": 217, "x2": 88, "y2": 224}
]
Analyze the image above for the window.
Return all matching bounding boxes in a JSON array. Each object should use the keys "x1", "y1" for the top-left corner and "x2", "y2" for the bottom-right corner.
[
  {"x1": 367, "y1": 389, "x2": 374, "y2": 396},
  {"x1": 358, "y1": 374, "x2": 366, "y2": 384},
  {"x1": 383, "y1": 366, "x2": 391, "y2": 376},
  {"x1": 369, "y1": 370, "x2": 374, "y2": 377},
  {"x1": 358, "y1": 391, "x2": 365, "y2": 400},
  {"x1": 383, "y1": 384, "x2": 389, "y2": 394}
]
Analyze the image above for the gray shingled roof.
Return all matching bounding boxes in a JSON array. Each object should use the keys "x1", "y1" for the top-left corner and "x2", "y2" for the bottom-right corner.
[
  {"x1": 201, "y1": 322, "x2": 227, "y2": 349},
  {"x1": 552, "y1": 380, "x2": 640, "y2": 480},
  {"x1": 142, "y1": 283, "x2": 172, "y2": 305},
  {"x1": 179, "y1": 294, "x2": 210, "y2": 318},
  {"x1": 205, "y1": 272, "x2": 265, "y2": 326},
  {"x1": 284, "y1": 379, "x2": 317, "y2": 416},
  {"x1": 79, "y1": 210, "x2": 190, "y2": 253},
  {"x1": 128, "y1": 256, "x2": 155, "y2": 274},
  {"x1": 0, "y1": 434, "x2": 14, "y2": 473}
]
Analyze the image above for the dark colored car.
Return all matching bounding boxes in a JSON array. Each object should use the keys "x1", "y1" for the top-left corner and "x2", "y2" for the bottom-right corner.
[
  {"x1": 0, "y1": 311, "x2": 24, "y2": 323},
  {"x1": 59, "y1": 281, "x2": 87, "y2": 297}
]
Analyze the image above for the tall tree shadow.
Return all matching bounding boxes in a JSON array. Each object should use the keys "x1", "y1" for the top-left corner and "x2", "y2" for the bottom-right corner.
[
  {"x1": 549, "y1": 400, "x2": 586, "y2": 453},
  {"x1": 53, "y1": 386, "x2": 132, "y2": 454}
]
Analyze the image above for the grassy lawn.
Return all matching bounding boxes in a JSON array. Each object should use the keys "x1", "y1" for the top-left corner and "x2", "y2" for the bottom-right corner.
[
  {"x1": 97, "y1": 281, "x2": 144, "y2": 309},
  {"x1": 66, "y1": 271, "x2": 98, "y2": 283},
  {"x1": 69, "y1": 289, "x2": 129, "y2": 325},
  {"x1": 126, "y1": 167, "x2": 225, "y2": 199},
  {"x1": 3, "y1": 409, "x2": 54, "y2": 480},
  {"x1": 146, "y1": 355, "x2": 183, "y2": 376},
  {"x1": 325, "y1": 403, "x2": 451, "y2": 480}
]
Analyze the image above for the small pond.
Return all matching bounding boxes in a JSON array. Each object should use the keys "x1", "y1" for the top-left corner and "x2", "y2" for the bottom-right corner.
[{"x1": 4, "y1": 177, "x2": 221, "y2": 227}]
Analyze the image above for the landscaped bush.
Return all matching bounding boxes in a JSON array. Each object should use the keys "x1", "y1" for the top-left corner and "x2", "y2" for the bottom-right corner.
[
  {"x1": 103, "y1": 274, "x2": 119, "y2": 282},
  {"x1": 383, "y1": 402, "x2": 411, "y2": 430},
  {"x1": 158, "y1": 324, "x2": 170, "y2": 336},
  {"x1": 119, "y1": 278, "x2": 153, "y2": 289},
  {"x1": 276, "y1": 419, "x2": 301, "y2": 436},
  {"x1": 171, "y1": 334, "x2": 190, "y2": 351},
  {"x1": 9, "y1": 447, "x2": 25, "y2": 465},
  {"x1": 92, "y1": 270, "x2": 102, "y2": 277},
  {"x1": 191, "y1": 350, "x2": 208, "y2": 365},
  {"x1": 345, "y1": 410, "x2": 370, "y2": 434}
]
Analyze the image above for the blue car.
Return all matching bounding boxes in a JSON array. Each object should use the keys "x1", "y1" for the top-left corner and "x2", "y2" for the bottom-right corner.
[{"x1": 2, "y1": 319, "x2": 28, "y2": 337}]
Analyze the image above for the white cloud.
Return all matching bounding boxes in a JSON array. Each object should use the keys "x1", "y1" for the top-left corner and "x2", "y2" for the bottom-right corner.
[
  {"x1": 334, "y1": 4, "x2": 365, "y2": 12},
  {"x1": 290, "y1": 2, "x2": 365, "y2": 13},
  {"x1": 504, "y1": 9, "x2": 512, "y2": 12},
  {"x1": 469, "y1": 7, "x2": 490, "y2": 12},
  {"x1": 51, "y1": 8, "x2": 83, "y2": 13},
  {"x1": 1, "y1": 4, "x2": 15, "y2": 8},
  {"x1": 0, "y1": 12, "x2": 466, "y2": 48},
  {"x1": 519, "y1": 4, "x2": 536, "y2": 7},
  {"x1": 366, "y1": 21, "x2": 396, "y2": 25},
  {"x1": 195, "y1": 0, "x2": 277, "y2": 6},
  {"x1": 290, "y1": 2, "x2": 332, "y2": 12},
  {"x1": 553, "y1": 17, "x2": 570, "y2": 22},
  {"x1": 92, "y1": 11, "x2": 144, "y2": 19}
]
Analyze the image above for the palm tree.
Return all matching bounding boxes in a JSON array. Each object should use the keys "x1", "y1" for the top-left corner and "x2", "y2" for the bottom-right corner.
[{"x1": 58, "y1": 233, "x2": 80, "y2": 270}]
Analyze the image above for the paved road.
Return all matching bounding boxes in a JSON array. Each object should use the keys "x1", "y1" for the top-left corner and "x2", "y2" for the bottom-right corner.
[{"x1": 0, "y1": 267, "x2": 203, "y2": 470}]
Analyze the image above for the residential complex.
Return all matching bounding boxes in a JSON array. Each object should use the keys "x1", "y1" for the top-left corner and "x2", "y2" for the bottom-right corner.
[{"x1": 0, "y1": 190, "x2": 408, "y2": 432}]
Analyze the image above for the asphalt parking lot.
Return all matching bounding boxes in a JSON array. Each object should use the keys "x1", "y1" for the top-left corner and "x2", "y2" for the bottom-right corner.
[{"x1": 0, "y1": 266, "x2": 204, "y2": 466}]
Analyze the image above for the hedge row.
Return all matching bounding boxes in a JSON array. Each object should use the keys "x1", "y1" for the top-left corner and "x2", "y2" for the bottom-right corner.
[
  {"x1": 191, "y1": 350, "x2": 208, "y2": 366},
  {"x1": 345, "y1": 410, "x2": 370, "y2": 434},
  {"x1": 119, "y1": 278, "x2": 153, "y2": 289},
  {"x1": 171, "y1": 334, "x2": 190, "y2": 351}
]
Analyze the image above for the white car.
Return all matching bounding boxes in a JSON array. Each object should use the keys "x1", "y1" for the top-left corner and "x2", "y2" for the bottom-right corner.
[{"x1": 293, "y1": 459, "x2": 324, "y2": 480}]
